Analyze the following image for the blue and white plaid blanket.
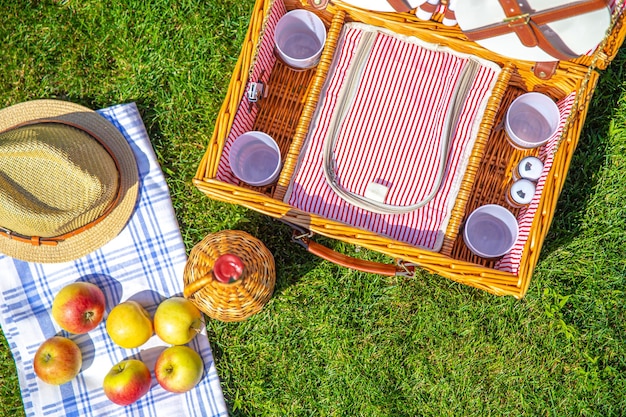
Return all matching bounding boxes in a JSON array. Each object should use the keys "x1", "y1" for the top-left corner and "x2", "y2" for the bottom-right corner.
[{"x1": 0, "y1": 103, "x2": 228, "y2": 417}]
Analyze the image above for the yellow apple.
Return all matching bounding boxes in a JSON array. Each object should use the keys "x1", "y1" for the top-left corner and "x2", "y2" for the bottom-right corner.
[
  {"x1": 33, "y1": 336, "x2": 82, "y2": 385},
  {"x1": 154, "y1": 345, "x2": 204, "y2": 393},
  {"x1": 106, "y1": 301, "x2": 153, "y2": 349},
  {"x1": 153, "y1": 297, "x2": 203, "y2": 345}
]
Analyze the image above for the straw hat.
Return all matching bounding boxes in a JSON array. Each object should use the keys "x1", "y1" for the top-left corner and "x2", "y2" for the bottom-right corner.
[{"x1": 0, "y1": 99, "x2": 139, "y2": 263}]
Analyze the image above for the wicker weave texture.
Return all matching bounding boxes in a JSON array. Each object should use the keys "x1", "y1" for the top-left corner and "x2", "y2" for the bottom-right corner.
[
  {"x1": 193, "y1": 0, "x2": 624, "y2": 298},
  {"x1": 183, "y1": 231, "x2": 276, "y2": 322}
]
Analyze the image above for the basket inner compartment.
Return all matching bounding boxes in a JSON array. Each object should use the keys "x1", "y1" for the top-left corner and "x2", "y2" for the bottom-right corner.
[
  {"x1": 249, "y1": 62, "x2": 316, "y2": 195},
  {"x1": 215, "y1": 1, "x2": 580, "y2": 274},
  {"x1": 452, "y1": 81, "x2": 543, "y2": 268}
]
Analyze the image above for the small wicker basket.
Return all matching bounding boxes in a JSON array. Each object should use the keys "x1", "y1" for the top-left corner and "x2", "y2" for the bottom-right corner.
[{"x1": 183, "y1": 230, "x2": 276, "y2": 322}]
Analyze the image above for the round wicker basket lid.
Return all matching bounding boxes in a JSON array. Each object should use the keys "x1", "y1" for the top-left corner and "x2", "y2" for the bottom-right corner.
[{"x1": 183, "y1": 230, "x2": 276, "y2": 322}]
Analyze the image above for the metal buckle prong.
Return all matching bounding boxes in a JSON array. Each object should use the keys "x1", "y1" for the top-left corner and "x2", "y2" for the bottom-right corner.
[
  {"x1": 503, "y1": 13, "x2": 530, "y2": 25},
  {"x1": 292, "y1": 230, "x2": 314, "y2": 241},
  {"x1": 396, "y1": 260, "x2": 416, "y2": 277}
]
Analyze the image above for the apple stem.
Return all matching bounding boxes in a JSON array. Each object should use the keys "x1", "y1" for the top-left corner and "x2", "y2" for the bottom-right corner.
[{"x1": 191, "y1": 318, "x2": 204, "y2": 334}]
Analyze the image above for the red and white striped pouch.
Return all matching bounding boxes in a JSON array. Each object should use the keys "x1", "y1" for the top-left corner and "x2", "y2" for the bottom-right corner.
[{"x1": 284, "y1": 23, "x2": 502, "y2": 251}]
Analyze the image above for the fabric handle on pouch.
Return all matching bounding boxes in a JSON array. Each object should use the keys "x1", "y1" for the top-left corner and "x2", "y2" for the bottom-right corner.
[{"x1": 322, "y1": 31, "x2": 481, "y2": 215}]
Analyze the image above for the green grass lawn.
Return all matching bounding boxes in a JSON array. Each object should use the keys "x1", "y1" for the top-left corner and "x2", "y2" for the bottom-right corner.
[{"x1": 1, "y1": 1, "x2": 625, "y2": 416}]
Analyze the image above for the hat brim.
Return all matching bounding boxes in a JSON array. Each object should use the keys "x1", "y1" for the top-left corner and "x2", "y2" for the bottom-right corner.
[{"x1": 0, "y1": 99, "x2": 139, "y2": 263}]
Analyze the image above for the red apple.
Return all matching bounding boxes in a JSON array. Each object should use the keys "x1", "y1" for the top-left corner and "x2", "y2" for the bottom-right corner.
[
  {"x1": 103, "y1": 359, "x2": 152, "y2": 406},
  {"x1": 52, "y1": 282, "x2": 106, "y2": 334},
  {"x1": 33, "y1": 336, "x2": 82, "y2": 385},
  {"x1": 154, "y1": 297, "x2": 203, "y2": 345},
  {"x1": 155, "y1": 345, "x2": 204, "y2": 393}
]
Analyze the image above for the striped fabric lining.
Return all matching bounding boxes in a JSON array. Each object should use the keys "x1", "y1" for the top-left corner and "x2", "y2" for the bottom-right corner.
[
  {"x1": 215, "y1": 0, "x2": 286, "y2": 184},
  {"x1": 285, "y1": 23, "x2": 501, "y2": 251},
  {"x1": 496, "y1": 92, "x2": 577, "y2": 274},
  {"x1": 213, "y1": 1, "x2": 581, "y2": 270}
]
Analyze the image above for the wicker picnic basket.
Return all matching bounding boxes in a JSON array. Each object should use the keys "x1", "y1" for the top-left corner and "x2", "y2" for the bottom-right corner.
[{"x1": 194, "y1": 0, "x2": 626, "y2": 298}]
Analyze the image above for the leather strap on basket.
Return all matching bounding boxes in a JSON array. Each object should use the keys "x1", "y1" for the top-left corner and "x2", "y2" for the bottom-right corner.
[
  {"x1": 443, "y1": 6, "x2": 457, "y2": 20},
  {"x1": 533, "y1": 61, "x2": 559, "y2": 80},
  {"x1": 419, "y1": 1, "x2": 439, "y2": 13},
  {"x1": 386, "y1": 0, "x2": 414, "y2": 12},
  {"x1": 463, "y1": 0, "x2": 611, "y2": 61},
  {"x1": 291, "y1": 229, "x2": 414, "y2": 277}
]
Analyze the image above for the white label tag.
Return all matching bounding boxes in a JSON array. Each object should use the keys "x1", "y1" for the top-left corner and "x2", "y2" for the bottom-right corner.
[{"x1": 364, "y1": 182, "x2": 389, "y2": 203}]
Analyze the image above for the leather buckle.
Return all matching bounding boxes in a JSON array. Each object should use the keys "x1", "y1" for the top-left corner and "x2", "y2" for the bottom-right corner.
[
  {"x1": 0, "y1": 227, "x2": 60, "y2": 246},
  {"x1": 503, "y1": 12, "x2": 530, "y2": 27}
]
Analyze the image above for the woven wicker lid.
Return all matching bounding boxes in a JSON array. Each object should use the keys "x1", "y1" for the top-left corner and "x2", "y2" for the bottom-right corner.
[
  {"x1": 183, "y1": 230, "x2": 276, "y2": 322},
  {"x1": 0, "y1": 99, "x2": 139, "y2": 263}
]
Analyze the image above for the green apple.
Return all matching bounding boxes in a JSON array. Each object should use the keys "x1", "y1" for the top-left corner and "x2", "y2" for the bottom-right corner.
[
  {"x1": 154, "y1": 345, "x2": 204, "y2": 393},
  {"x1": 103, "y1": 359, "x2": 152, "y2": 406},
  {"x1": 106, "y1": 301, "x2": 153, "y2": 349},
  {"x1": 33, "y1": 336, "x2": 82, "y2": 385},
  {"x1": 153, "y1": 297, "x2": 203, "y2": 345},
  {"x1": 52, "y1": 282, "x2": 106, "y2": 334}
]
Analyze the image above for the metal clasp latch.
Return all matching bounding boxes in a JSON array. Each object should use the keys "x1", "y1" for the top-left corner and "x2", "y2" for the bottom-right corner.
[
  {"x1": 247, "y1": 81, "x2": 264, "y2": 103},
  {"x1": 396, "y1": 260, "x2": 416, "y2": 277},
  {"x1": 291, "y1": 228, "x2": 314, "y2": 242},
  {"x1": 503, "y1": 12, "x2": 530, "y2": 26},
  {"x1": 246, "y1": 70, "x2": 267, "y2": 113}
]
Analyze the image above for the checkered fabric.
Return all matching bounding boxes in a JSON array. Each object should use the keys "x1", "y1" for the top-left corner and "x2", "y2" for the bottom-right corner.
[{"x1": 0, "y1": 103, "x2": 228, "y2": 417}]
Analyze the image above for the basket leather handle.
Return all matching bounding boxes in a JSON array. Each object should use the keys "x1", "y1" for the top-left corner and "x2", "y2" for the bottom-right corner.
[{"x1": 292, "y1": 230, "x2": 413, "y2": 277}]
